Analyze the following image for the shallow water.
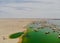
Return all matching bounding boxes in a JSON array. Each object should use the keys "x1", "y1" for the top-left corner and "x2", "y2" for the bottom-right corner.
[{"x1": 23, "y1": 27, "x2": 60, "y2": 43}]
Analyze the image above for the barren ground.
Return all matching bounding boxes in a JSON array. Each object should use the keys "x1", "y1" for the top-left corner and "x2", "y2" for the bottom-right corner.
[{"x1": 0, "y1": 18, "x2": 44, "y2": 43}]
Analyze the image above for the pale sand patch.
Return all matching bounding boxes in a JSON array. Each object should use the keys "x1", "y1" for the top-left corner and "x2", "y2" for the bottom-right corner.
[{"x1": 0, "y1": 18, "x2": 43, "y2": 43}]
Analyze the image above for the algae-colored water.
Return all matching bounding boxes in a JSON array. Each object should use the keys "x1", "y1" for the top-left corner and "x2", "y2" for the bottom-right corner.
[{"x1": 22, "y1": 27, "x2": 60, "y2": 43}]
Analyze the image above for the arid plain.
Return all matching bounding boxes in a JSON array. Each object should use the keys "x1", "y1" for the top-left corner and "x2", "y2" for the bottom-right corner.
[{"x1": 0, "y1": 18, "x2": 45, "y2": 43}]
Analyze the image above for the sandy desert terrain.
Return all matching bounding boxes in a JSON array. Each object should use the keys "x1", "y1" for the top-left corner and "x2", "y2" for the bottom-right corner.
[{"x1": 0, "y1": 18, "x2": 45, "y2": 43}]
